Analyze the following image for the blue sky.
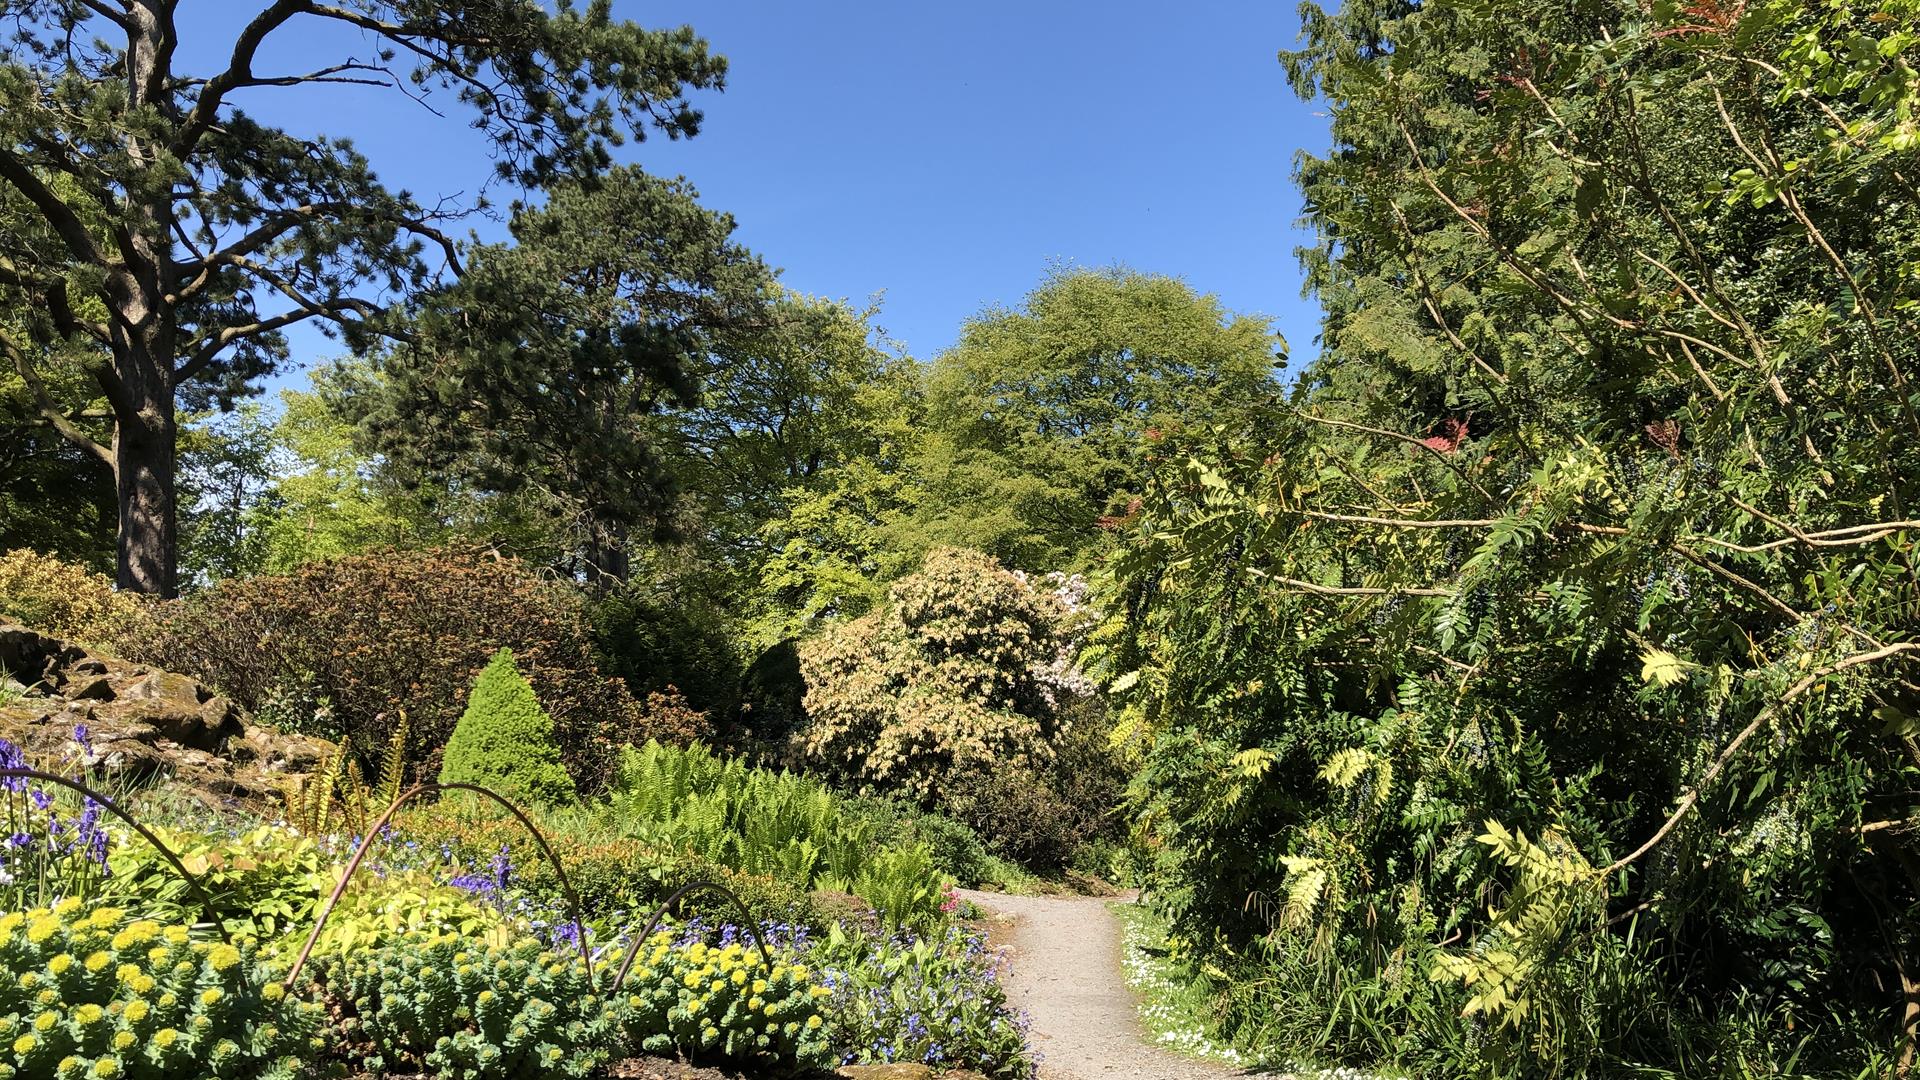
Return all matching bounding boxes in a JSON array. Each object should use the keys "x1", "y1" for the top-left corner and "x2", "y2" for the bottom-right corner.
[{"x1": 177, "y1": 2, "x2": 1329, "y2": 385}]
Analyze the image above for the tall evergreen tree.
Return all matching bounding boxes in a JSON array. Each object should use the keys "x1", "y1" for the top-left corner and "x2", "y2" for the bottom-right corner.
[{"x1": 0, "y1": 0, "x2": 726, "y2": 594}]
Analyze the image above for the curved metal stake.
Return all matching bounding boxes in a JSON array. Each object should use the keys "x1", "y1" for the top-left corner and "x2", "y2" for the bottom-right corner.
[
  {"x1": 610, "y1": 880, "x2": 776, "y2": 993},
  {"x1": 0, "y1": 767, "x2": 231, "y2": 942},
  {"x1": 284, "y1": 781, "x2": 598, "y2": 993}
]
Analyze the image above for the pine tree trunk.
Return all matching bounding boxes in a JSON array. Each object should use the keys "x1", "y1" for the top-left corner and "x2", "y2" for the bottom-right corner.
[{"x1": 110, "y1": 335, "x2": 177, "y2": 597}]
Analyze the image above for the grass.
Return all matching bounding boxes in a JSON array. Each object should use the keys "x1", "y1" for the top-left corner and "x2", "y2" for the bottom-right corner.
[{"x1": 1111, "y1": 900, "x2": 1399, "y2": 1080}]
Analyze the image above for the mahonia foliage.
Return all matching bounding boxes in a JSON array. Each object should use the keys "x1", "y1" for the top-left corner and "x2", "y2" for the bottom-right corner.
[
  {"x1": 439, "y1": 649, "x2": 579, "y2": 807},
  {"x1": 1096, "y1": 0, "x2": 1920, "y2": 1074},
  {"x1": 798, "y1": 548, "x2": 1072, "y2": 802}
]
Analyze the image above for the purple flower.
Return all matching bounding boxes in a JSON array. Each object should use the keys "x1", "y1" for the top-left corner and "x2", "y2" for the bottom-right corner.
[
  {"x1": 0, "y1": 739, "x2": 26, "y2": 793},
  {"x1": 489, "y1": 844, "x2": 510, "y2": 891},
  {"x1": 6, "y1": 832, "x2": 32, "y2": 850},
  {"x1": 28, "y1": 788, "x2": 51, "y2": 812},
  {"x1": 71, "y1": 725, "x2": 91, "y2": 754}
]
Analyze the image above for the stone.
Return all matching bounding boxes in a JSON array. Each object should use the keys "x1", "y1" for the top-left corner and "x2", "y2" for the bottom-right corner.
[
  {"x1": 838, "y1": 1066, "x2": 934, "y2": 1080},
  {"x1": 0, "y1": 620, "x2": 335, "y2": 809},
  {"x1": 63, "y1": 675, "x2": 116, "y2": 701}
]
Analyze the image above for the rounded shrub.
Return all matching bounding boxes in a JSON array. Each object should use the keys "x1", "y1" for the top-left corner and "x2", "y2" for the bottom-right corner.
[
  {"x1": 132, "y1": 548, "x2": 646, "y2": 789},
  {"x1": 0, "y1": 549, "x2": 142, "y2": 647},
  {"x1": 315, "y1": 930, "x2": 614, "y2": 1080},
  {"x1": 796, "y1": 547, "x2": 1070, "y2": 801},
  {"x1": 438, "y1": 649, "x2": 577, "y2": 806},
  {"x1": 0, "y1": 900, "x2": 322, "y2": 1080}
]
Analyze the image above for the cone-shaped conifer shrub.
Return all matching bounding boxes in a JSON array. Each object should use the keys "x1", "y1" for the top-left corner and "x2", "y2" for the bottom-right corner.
[{"x1": 438, "y1": 648, "x2": 578, "y2": 805}]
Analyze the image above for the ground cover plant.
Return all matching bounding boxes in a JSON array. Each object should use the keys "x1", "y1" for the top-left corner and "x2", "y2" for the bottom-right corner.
[{"x1": 0, "y1": 729, "x2": 1036, "y2": 1080}]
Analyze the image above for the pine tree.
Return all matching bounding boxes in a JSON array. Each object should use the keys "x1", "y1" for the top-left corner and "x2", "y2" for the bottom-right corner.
[{"x1": 439, "y1": 649, "x2": 577, "y2": 806}]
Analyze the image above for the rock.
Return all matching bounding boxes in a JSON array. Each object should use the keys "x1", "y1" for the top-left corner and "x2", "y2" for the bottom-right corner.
[
  {"x1": 838, "y1": 1067, "x2": 934, "y2": 1080},
  {"x1": 63, "y1": 675, "x2": 116, "y2": 701},
  {"x1": 0, "y1": 620, "x2": 334, "y2": 809}
]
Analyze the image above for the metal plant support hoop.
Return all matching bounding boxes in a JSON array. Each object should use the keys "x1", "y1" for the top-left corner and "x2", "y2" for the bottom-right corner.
[
  {"x1": 609, "y1": 880, "x2": 777, "y2": 993},
  {"x1": 284, "y1": 780, "x2": 600, "y2": 991},
  {"x1": 0, "y1": 767, "x2": 232, "y2": 941}
]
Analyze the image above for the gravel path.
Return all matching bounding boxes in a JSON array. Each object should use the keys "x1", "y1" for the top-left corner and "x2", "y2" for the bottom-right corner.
[{"x1": 958, "y1": 889, "x2": 1247, "y2": 1080}]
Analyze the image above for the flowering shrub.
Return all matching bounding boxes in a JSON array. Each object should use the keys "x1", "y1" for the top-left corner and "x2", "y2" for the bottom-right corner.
[
  {"x1": 0, "y1": 549, "x2": 141, "y2": 646},
  {"x1": 797, "y1": 548, "x2": 1073, "y2": 803},
  {"x1": 613, "y1": 931, "x2": 833, "y2": 1068},
  {"x1": 316, "y1": 930, "x2": 616, "y2": 1079},
  {"x1": 808, "y1": 919, "x2": 1033, "y2": 1077},
  {"x1": 0, "y1": 901, "x2": 321, "y2": 1079}
]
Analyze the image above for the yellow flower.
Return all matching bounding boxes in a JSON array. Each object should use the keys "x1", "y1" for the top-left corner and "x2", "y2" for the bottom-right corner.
[
  {"x1": 806, "y1": 1014, "x2": 823, "y2": 1030},
  {"x1": 26, "y1": 917, "x2": 59, "y2": 944},
  {"x1": 16, "y1": 972, "x2": 36, "y2": 990},
  {"x1": 198, "y1": 987, "x2": 223, "y2": 1007},
  {"x1": 92, "y1": 1057, "x2": 124, "y2": 1079},
  {"x1": 33, "y1": 1012, "x2": 56, "y2": 1032},
  {"x1": 0, "y1": 912, "x2": 24, "y2": 937},
  {"x1": 112, "y1": 1031, "x2": 137, "y2": 1051},
  {"x1": 731, "y1": 969, "x2": 747, "y2": 986},
  {"x1": 84, "y1": 951, "x2": 111, "y2": 973},
  {"x1": 808, "y1": 985, "x2": 832, "y2": 999},
  {"x1": 748, "y1": 996, "x2": 764, "y2": 1011},
  {"x1": 47, "y1": 954, "x2": 74, "y2": 975},
  {"x1": 205, "y1": 944, "x2": 241, "y2": 972},
  {"x1": 152, "y1": 1028, "x2": 179, "y2": 1049},
  {"x1": 53, "y1": 898, "x2": 82, "y2": 917},
  {"x1": 71, "y1": 1003, "x2": 104, "y2": 1025},
  {"x1": 682, "y1": 972, "x2": 701, "y2": 989},
  {"x1": 752, "y1": 978, "x2": 768, "y2": 994},
  {"x1": 12, "y1": 1034, "x2": 35, "y2": 1055},
  {"x1": 709, "y1": 978, "x2": 725, "y2": 993},
  {"x1": 35, "y1": 989, "x2": 56, "y2": 1007},
  {"x1": 146, "y1": 947, "x2": 168, "y2": 966},
  {"x1": 261, "y1": 982, "x2": 286, "y2": 1002},
  {"x1": 125, "y1": 973, "x2": 155, "y2": 995},
  {"x1": 162, "y1": 926, "x2": 188, "y2": 945},
  {"x1": 123, "y1": 1000, "x2": 150, "y2": 1024},
  {"x1": 84, "y1": 907, "x2": 122, "y2": 930}
]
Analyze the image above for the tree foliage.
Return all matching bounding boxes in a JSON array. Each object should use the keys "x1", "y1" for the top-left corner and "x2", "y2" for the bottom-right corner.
[
  {"x1": 0, "y1": 0, "x2": 725, "y2": 593},
  {"x1": 1097, "y1": 0, "x2": 1920, "y2": 1073}
]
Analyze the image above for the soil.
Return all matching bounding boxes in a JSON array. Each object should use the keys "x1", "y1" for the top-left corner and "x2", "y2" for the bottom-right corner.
[{"x1": 957, "y1": 890, "x2": 1248, "y2": 1080}]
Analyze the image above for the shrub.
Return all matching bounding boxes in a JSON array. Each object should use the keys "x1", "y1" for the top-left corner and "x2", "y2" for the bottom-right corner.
[
  {"x1": 315, "y1": 930, "x2": 616, "y2": 1079},
  {"x1": 133, "y1": 548, "x2": 644, "y2": 789},
  {"x1": 613, "y1": 931, "x2": 833, "y2": 1068},
  {"x1": 102, "y1": 825, "x2": 326, "y2": 944},
  {"x1": 0, "y1": 548, "x2": 141, "y2": 647},
  {"x1": 0, "y1": 900, "x2": 322, "y2": 1080},
  {"x1": 943, "y1": 712, "x2": 1128, "y2": 873},
  {"x1": 439, "y1": 649, "x2": 577, "y2": 806},
  {"x1": 796, "y1": 547, "x2": 1073, "y2": 802}
]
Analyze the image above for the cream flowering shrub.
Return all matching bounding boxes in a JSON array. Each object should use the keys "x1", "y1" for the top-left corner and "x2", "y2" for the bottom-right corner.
[
  {"x1": 797, "y1": 548, "x2": 1074, "y2": 800},
  {"x1": 613, "y1": 932, "x2": 832, "y2": 1067},
  {"x1": 0, "y1": 901, "x2": 320, "y2": 1080}
]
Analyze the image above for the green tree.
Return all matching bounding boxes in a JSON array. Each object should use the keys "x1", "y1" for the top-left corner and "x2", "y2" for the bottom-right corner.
[
  {"x1": 349, "y1": 167, "x2": 773, "y2": 585},
  {"x1": 920, "y1": 267, "x2": 1284, "y2": 568},
  {"x1": 1097, "y1": 0, "x2": 1920, "y2": 1074},
  {"x1": 439, "y1": 648, "x2": 578, "y2": 806},
  {"x1": 0, "y1": 1, "x2": 726, "y2": 594}
]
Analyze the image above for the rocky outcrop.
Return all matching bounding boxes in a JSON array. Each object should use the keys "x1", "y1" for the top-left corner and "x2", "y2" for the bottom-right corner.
[{"x1": 0, "y1": 621, "x2": 333, "y2": 807}]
